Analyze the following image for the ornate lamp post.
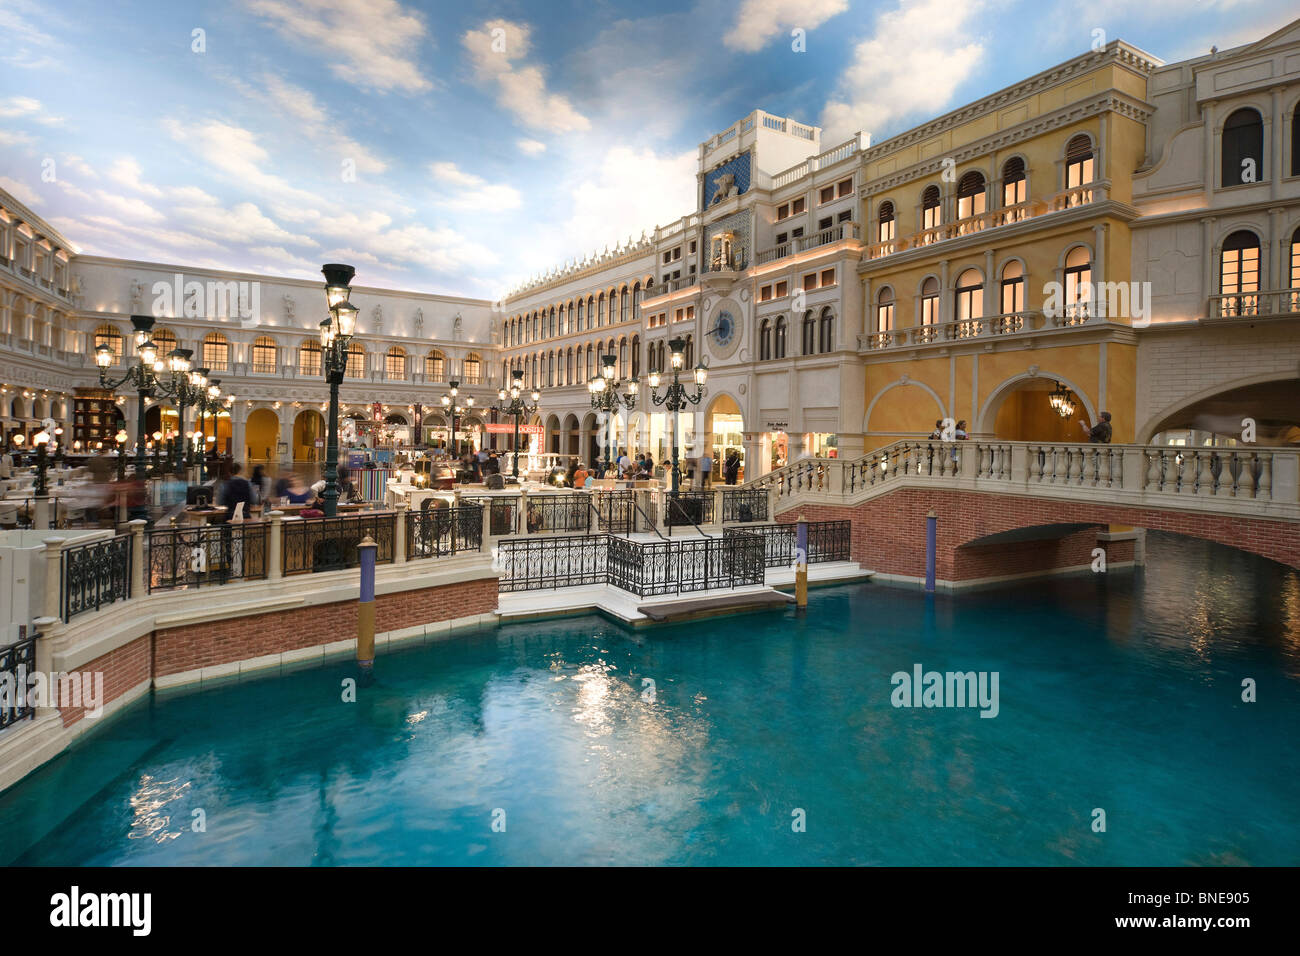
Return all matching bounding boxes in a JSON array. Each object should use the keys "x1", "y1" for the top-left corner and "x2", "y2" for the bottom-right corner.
[
  {"x1": 318, "y1": 264, "x2": 358, "y2": 518},
  {"x1": 114, "y1": 429, "x2": 129, "y2": 481},
  {"x1": 494, "y1": 369, "x2": 540, "y2": 478},
  {"x1": 588, "y1": 352, "x2": 638, "y2": 477},
  {"x1": 95, "y1": 315, "x2": 184, "y2": 520},
  {"x1": 646, "y1": 336, "x2": 707, "y2": 496},
  {"x1": 440, "y1": 380, "x2": 474, "y2": 467},
  {"x1": 193, "y1": 376, "x2": 229, "y2": 482}
]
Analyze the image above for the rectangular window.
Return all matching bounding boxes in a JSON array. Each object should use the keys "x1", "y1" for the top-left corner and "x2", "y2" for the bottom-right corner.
[
  {"x1": 252, "y1": 341, "x2": 277, "y2": 374},
  {"x1": 759, "y1": 285, "x2": 772, "y2": 302},
  {"x1": 775, "y1": 280, "x2": 788, "y2": 297},
  {"x1": 299, "y1": 344, "x2": 322, "y2": 376},
  {"x1": 385, "y1": 352, "x2": 406, "y2": 379},
  {"x1": 791, "y1": 227, "x2": 804, "y2": 239},
  {"x1": 820, "y1": 185, "x2": 835, "y2": 204},
  {"x1": 686, "y1": 306, "x2": 695, "y2": 320},
  {"x1": 837, "y1": 178, "x2": 853, "y2": 198},
  {"x1": 923, "y1": 204, "x2": 941, "y2": 230},
  {"x1": 345, "y1": 347, "x2": 365, "y2": 379},
  {"x1": 777, "y1": 203, "x2": 789, "y2": 220},
  {"x1": 803, "y1": 273, "x2": 817, "y2": 291},
  {"x1": 1004, "y1": 177, "x2": 1025, "y2": 207},
  {"x1": 818, "y1": 216, "x2": 832, "y2": 231},
  {"x1": 775, "y1": 232, "x2": 788, "y2": 245},
  {"x1": 792, "y1": 197, "x2": 806, "y2": 215},
  {"x1": 837, "y1": 209, "x2": 852, "y2": 223},
  {"x1": 463, "y1": 358, "x2": 482, "y2": 384},
  {"x1": 821, "y1": 268, "x2": 836, "y2": 286},
  {"x1": 662, "y1": 251, "x2": 672, "y2": 264},
  {"x1": 672, "y1": 248, "x2": 681, "y2": 261},
  {"x1": 877, "y1": 303, "x2": 894, "y2": 332},
  {"x1": 921, "y1": 294, "x2": 939, "y2": 325},
  {"x1": 689, "y1": 240, "x2": 697, "y2": 254}
]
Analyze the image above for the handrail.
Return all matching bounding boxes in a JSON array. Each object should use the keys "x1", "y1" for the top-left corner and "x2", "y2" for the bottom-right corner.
[{"x1": 664, "y1": 492, "x2": 714, "y2": 538}]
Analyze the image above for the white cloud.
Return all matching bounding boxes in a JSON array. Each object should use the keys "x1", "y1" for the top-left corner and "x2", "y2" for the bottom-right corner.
[
  {"x1": 242, "y1": 0, "x2": 431, "y2": 93},
  {"x1": 0, "y1": 176, "x2": 41, "y2": 207},
  {"x1": 463, "y1": 19, "x2": 590, "y2": 133},
  {"x1": 725, "y1": 0, "x2": 848, "y2": 53},
  {"x1": 0, "y1": 0, "x2": 63, "y2": 70},
  {"x1": 429, "y1": 162, "x2": 522, "y2": 211},
  {"x1": 253, "y1": 73, "x2": 387, "y2": 174},
  {"x1": 163, "y1": 118, "x2": 322, "y2": 207},
  {"x1": 820, "y1": 0, "x2": 987, "y2": 143},
  {"x1": 92, "y1": 189, "x2": 166, "y2": 223},
  {"x1": 0, "y1": 129, "x2": 35, "y2": 147},
  {"x1": 517, "y1": 138, "x2": 546, "y2": 155},
  {"x1": 60, "y1": 154, "x2": 99, "y2": 180},
  {"x1": 107, "y1": 157, "x2": 163, "y2": 196},
  {"x1": 175, "y1": 198, "x2": 318, "y2": 246},
  {"x1": 0, "y1": 95, "x2": 41, "y2": 118}
]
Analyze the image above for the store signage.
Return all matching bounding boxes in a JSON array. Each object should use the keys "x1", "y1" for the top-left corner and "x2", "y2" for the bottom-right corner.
[
  {"x1": 485, "y1": 423, "x2": 543, "y2": 436},
  {"x1": 766, "y1": 421, "x2": 788, "y2": 431}
]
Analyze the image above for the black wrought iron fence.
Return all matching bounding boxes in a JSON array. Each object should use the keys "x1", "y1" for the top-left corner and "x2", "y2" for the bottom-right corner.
[
  {"x1": 282, "y1": 512, "x2": 396, "y2": 575},
  {"x1": 522, "y1": 494, "x2": 591, "y2": 534},
  {"x1": 721, "y1": 488, "x2": 768, "y2": 522},
  {"x1": 408, "y1": 504, "x2": 483, "y2": 558},
  {"x1": 145, "y1": 523, "x2": 270, "y2": 591},
  {"x1": 665, "y1": 491, "x2": 715, "y2": 527},
  {"x1": 495, "y1": 533, "x2": 607, "y2": 592},
  {"x1": 725, "y1": 521, "x2": 851, "y2": 567},
  {"x1": 593, "y1": 490, "x2": 637, "y2": 533},
  {"x1": 0, "y1": 630, "x2": 38, "y2": 729},
  {"x1": 60, "y1": 533, "x2": 132, "y2": 622},
  {"x1": 459, "y1": 495, "x2": 517, "y2": 535}
]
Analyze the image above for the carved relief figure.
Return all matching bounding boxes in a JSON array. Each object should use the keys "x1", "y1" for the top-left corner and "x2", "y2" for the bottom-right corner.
[
  {"x1": 283, "y1": 294, "x2": 296, "y2": 321},
  {"x1": 129, "y1": 278, "x2": 144, "y2": 312},
  {"x1": 710, "y1": 173, "x2": 737, "y2": 205},
  {"x1": 413, "y1": 307, "x2": 424, "y2": 337},
  {"x1": 372, "y1": 304, "x2": 383, "y2": 333}
]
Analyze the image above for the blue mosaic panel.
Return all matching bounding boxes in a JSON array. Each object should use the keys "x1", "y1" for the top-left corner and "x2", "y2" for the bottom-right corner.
[{"x1": 704, "y1": 151, "x2": 751, "y2": 207}]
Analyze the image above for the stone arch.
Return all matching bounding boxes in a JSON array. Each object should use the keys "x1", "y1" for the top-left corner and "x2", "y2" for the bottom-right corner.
[
  {"x1": 976, "y1": 370, "x2": 1097, "y2": 438},
  {"x1": 1136, "y1": 370, "x2": 1300, "y2": 445},
  {"x1": 864, "y1": 379, "x2": 947, "y2": 435}
]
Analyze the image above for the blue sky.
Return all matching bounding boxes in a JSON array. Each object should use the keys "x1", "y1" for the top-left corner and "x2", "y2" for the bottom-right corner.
[{"x1": 1, "y1": 0, "x2": 1295, "y2": 299}]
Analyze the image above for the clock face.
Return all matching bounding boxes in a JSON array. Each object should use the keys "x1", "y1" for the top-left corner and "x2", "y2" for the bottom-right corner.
[{"x1": 714, "y1": 310, "x2": 735, "y2": 347}]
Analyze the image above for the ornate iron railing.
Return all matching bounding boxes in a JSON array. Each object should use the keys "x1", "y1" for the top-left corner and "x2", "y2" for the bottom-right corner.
[
  {"x1": 522, "y1": 494, "x2": 591, "y2": 534},
  {"x1": 281, "y1": 512, "x2": 396, "y2": 575},
  {"x1": 61, "y1": 533, "x2": 132, "y2": 622},
  {"x1": 592, "y1": 490, "x2": 643, "y2": 533},
  {"x1": 726, "y1": 521, "x2": 851, "y2": 567},
  {"x1": 459, "y1": 495, "x2": 518, "y2": 535},
  {"x1": 721, "y1": 488, "x2": 768, "y2": 522},
  {"x1": 0, "y1": 630, "x2": 38, "y2": 729},
  {"x1": 665, "y1": 491, "x2": 715, "y2": 526},
  {"x1": 407, "y1": 504, "x2": 483, "y2": 558},
  {"x1": 495, "y1": 533, "x2": 607, "y2": 592},
  {"x1": 145, "y1": 523, "x2": 270, "y2": 591}
]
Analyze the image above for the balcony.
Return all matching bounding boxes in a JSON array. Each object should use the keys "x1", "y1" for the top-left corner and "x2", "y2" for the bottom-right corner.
[
  {"x1": 1208, "y1": 290, "x2": 1300, "y2": 320},
  {"x1": 864, "y1": 186, "x2": 1103, "y2": 263},
  {"x1": 859, "y1": 309, "x2": 1107, "y2": 351},
  {"x1": 754, "y1": 222, "x2": 861, "y2": 266}
]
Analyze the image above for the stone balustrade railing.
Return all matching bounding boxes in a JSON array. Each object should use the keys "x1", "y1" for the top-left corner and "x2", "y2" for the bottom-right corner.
[{"x1": 745, "y1": 440, "x2": 1300, "y2": 521}]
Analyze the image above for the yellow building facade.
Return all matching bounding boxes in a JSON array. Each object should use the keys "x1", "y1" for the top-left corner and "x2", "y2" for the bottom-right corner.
[{"x1": 856, "y1": 42, "x2": 1158, "y2": 450}]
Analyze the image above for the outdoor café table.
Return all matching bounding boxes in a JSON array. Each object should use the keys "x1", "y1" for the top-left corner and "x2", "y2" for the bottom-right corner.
[
  {"x1": 272, "y1": 502, "x2": 312, "y2": 516},
  {"x1": 183, "y1": 506, "x2": 227, "y2": 525}
]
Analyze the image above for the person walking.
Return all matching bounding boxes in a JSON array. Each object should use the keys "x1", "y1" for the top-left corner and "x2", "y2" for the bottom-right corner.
[
  {"x1": 699, "y1": 450, "x2": 713, "y2": 487},
  {"x1": 724, "y1": 450, "x2": 740, "y2": 485},
  {"x1": 1081, "y1": 411, "x2": 1113, "y2": 443},
  {"x1": 217, "y1": 462, "x2": 253, "y2": 522}
]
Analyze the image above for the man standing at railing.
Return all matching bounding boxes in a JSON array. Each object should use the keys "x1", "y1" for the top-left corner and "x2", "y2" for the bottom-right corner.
[{"x1": 1081, "y1": 411, "x2": 1113, "y2": 443}]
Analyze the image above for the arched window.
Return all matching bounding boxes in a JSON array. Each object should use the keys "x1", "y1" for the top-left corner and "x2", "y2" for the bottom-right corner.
[
  {"x1": 576, "y1": 298, "x2": 584, "y2": 331},
  {"x1": 620, "y1": 287, "x2": 630, "y2": 323},
  {"x1": 1064, "y1": 246, "x2": 1093, "y2": 322},
  {"x1": 252, "y1": 335, "x2": 278, "y2": 374},
  {"x1": 532, "y1": 354, "x2": 540, "y2": 387},
  {"x1": 684, "y1": 335, "x2": 694, "y2": 368},
  {"x1": 801, "y1": 311, "x2": 816, "y2": 354},
  {"x1": 299, "y1": 340, "x2": 322, "y2": 376},
  {"x1": 345, "y1": 342, "x2": 365, "y2": 378},
  {"x1": 1221, "y1": 108, "x2": 1264, "y2": 187},
  {"x1": 877, "y1": 200, "x2": 895, "y2": 243},
  {"x1": 93, "y1": 324, "x2": 123, "y2": 363},
  {"x1": 1000, "y1": 260, "x2": 1025, "y2": 314},
  {"x1": 547, "y1": 351, "x2": 555, "y2": 387},
  {"x1": 567, "y1": 301, "x2": 574, "y2": 333},
  {"x1": 152, "y1": 328, "x2": 178, "y2": 358},
  {"x1": 876, "y1": 287, "x2": 895, "y2": 334},
  {"x1": 956, "y1": 171, "x2": 987, "y2": 224},
  {"x1": 202, "y1": 332, "x2": 228, "y2": 371},
  {"x1": 1220, "y1": 230, "x2": 1261, "y2": 317},
  {"x1": 385, "y1": 345, "x2": 406, "y2": 380},
  {"x1": 759, "y1": 319, "x2": 771, "y2": 360},
  {"x1": 1064, "y1": 134, "x2": 1094, "y2": 205},
  {"x1": 618, "y1": 337, "x2": 628, "y2": 377},
  {"x1": 773, "y1": 317, "x2": 787, "y2": 359},
  {"x1": 464, "y1": 352, "x2": 482, "y2": 384},
  {"x1": 587, "y1": 296, "x2": 596, "y2": 329},
  {"x1": 597, "y1": 292, "x2": 605, "y2": 327},
  {"x1": 818, "y1": 307, "x2": 834, "y2": 353},
  {"x1": 426, "y1": 349, "x2": 445, "y2": 380},
  {"x1": 586, "y1": 343, "x2": 594, "y2": 381},
  {"x1": 1002, "y1": 157, "x2": 1026, "y2": 211},
  {"x1": 1290, "y1": 226, "x2": 1300, "y2": 303},
  {"x1": 954, "y1": 269, "x2": 984, "y2": 324},
  {"x1": 631, "y1": 335, "x2": 641, "y2": 377},
  {"x1": 919, "y1": 277, "x2": 940, "y2": 341},
  {"x1": 921, "y1": 184, "x2": 941, "y2": 232},
  {"x1": 566, "y1": 347, "x2": 574, "y2": 384},
  {"x1": 1293, "y1": 103, "x2": 1300, "y2": 177},
  {"x1": 532, "y1": 311, "x2": 540, "y2": 340},
  {"x1": 632, "y1": 282, "x2": 643, "y2": 315}
]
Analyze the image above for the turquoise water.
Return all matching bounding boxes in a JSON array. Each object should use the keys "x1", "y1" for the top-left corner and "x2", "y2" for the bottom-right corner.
[{"x1": 3, "y1": 533, "x2": 1299, "y2": 866}]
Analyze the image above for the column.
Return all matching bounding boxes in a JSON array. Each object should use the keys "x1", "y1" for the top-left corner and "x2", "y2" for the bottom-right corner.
[
  {"x1": 742, "y1": 431, "x2": 761, "y2": 482},
  {"x1": 1270, "y1": 87, "x2": 1283, "y2": 202},
  {"x1": 1092, "y1": 223, "x2": 1106, "y2": 318},
  {"x1": 1268, "y1": 207, "x2": 1283, "y2": 294},
  {"x1": 1203, "y1": 100, "x2": 1217, "y2": 190},
  {"x1": 230, "y1": 402, "x2": 248, "y2": 467},
  {"x1": 1201, "y1": 216, "x2": 1217, "y2": 315}
]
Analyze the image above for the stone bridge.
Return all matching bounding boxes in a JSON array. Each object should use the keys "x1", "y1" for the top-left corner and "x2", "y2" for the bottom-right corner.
[{"x1": 748, "y1": 441, "x2": 1300, "y2": 587}]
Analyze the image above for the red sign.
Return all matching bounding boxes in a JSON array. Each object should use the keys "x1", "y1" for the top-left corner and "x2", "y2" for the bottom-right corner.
[
  {"x1": 372, "y1": 402, "x2": 384, "y2": 422},
  {"x1": 485, "y1": 423, "x2": 543, "y2": 435}
]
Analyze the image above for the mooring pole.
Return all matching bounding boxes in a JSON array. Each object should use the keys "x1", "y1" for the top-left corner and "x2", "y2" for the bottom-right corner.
[
  {"x1": 795, "y1": 512, "x2": 808, "y2": 609},
  {"x1": 925, "y1": 509, "x2": 937, "y2": 593},
  {"x1": 357, "y1": 535, "x2": 376, "y2": 670}
]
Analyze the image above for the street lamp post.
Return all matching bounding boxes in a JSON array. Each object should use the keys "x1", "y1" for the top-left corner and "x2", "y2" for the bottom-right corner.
[
  {"x1": 588, "y1": 352, "x2": 638, "y2": 477},
  {"x1": 646, "y1": 336, "x2": 707, "y2": 496},
  {"x1": 440, "y1": 380, "x2": 474, "y2": 475},
  {"x1": 319, "y1": 264, "x2": 358, "y2": 518},
  {"x1": 494, "y1": 369, "x2": 540, "y2": 478},
  {"x1": 193, "y1": 376, "x2": 228, "y2": 483},
  {"x1": 95, "y1": 314, "x2": 186, "y2": 521}
]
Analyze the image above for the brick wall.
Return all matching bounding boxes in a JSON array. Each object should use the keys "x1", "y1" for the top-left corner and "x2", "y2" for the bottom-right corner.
[
  {"x1": 59, "y1": 634, "x2": 151, "y2": 728},
  {"x1": 779, "y1": 487, "x2": 1300, "y2": 578},
  {"x1": 153, "y1": 577, "x2": 498, "y2": 678}
]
